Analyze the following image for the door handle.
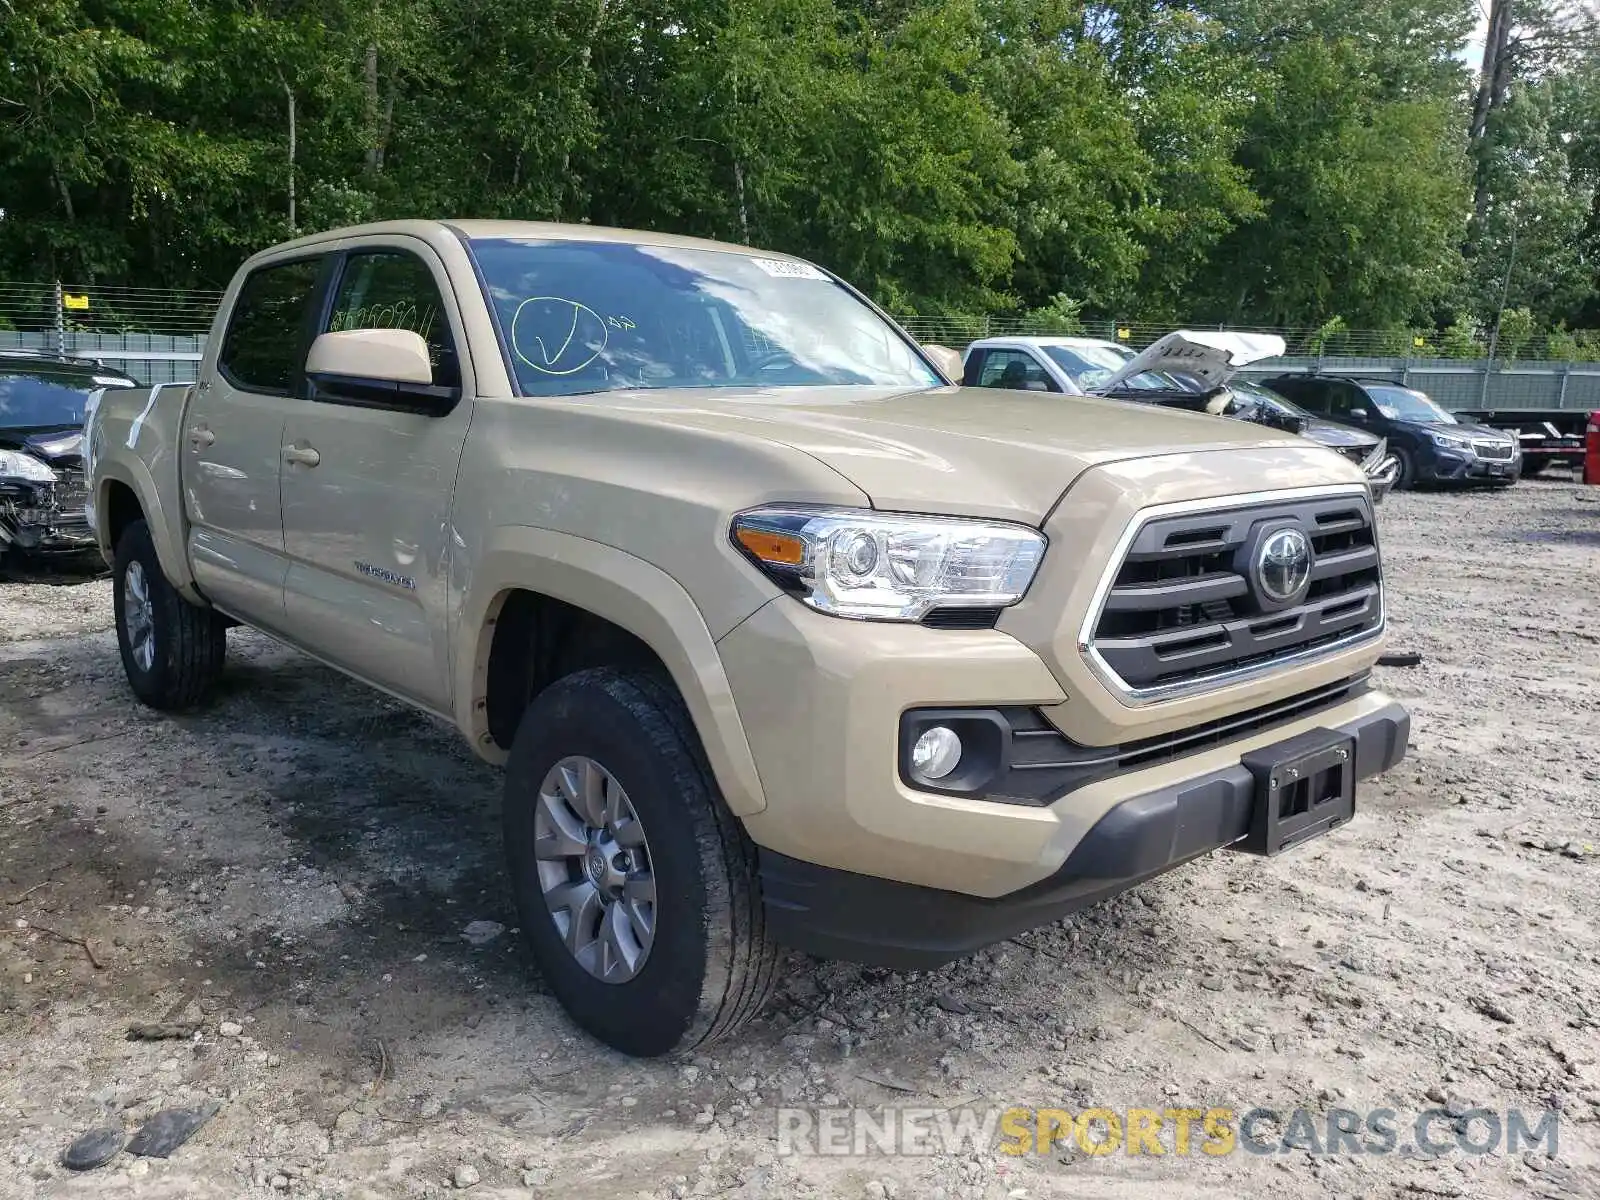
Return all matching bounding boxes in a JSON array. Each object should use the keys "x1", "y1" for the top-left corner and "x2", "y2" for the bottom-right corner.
[
  {"x1": 188, "y1": 426, "x2": 214, "y2": 449},
  {"x1": 282, "y1": 444, "x2": 321, "y2": 468}
]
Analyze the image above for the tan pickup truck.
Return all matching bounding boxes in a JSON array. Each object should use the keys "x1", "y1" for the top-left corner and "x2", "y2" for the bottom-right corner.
[{"x1": 84, "y1": 220, "x2": 1409, "y2": 1057}]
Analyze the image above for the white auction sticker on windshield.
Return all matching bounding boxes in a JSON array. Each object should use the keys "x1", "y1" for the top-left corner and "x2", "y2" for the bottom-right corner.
[{"x1": 750, "y1": 257, "x2": 830, "y2": 281}]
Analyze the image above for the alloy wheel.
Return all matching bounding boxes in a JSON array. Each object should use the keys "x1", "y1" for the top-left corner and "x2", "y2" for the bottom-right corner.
[
  {"x1": 532, "y1": 755, "x2": 656, "y2": 983},
  {"x1": 123, "y1": 560, "x2": 156, "y2": 672}
]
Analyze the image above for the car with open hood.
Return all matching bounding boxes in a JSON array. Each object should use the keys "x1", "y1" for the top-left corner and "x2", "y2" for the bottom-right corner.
[
  {"x1": 1263, "y1": 374, "x2": 1521, "y2": 490},
  {"x1": 961, "y1": 332, "x2": 1397, "y2": 500},
  {"x1": 1209, "y1": 379, "x2": 1398, "y2": 502},
  {"x1": 1, "y1": 351, "x2": 139, "y2": 562},
  {"x1": 84, "y1": 221, "x2": 1409, "y2": 1057}
]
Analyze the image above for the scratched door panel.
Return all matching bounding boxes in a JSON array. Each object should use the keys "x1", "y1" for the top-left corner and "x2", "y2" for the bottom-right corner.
[{"x1": 278, "y1": 243, "x2": 472, "y2": 711}]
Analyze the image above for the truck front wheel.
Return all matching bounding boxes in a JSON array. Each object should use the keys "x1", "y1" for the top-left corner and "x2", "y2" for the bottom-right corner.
[
  {"x1": 502, "y1": 668, "x2": 778, "y2": 1056},
  {"x1": 112, "y1": 518, "x2": 227, "y2": 711}
]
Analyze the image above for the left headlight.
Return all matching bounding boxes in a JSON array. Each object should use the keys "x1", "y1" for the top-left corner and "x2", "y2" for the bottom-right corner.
[
  {"x1": 0, "y1": 449, "x2": 57, "y2": 483},
  {"x1": 731, "y1": 506, "x2": 1046, "y2": 621}
]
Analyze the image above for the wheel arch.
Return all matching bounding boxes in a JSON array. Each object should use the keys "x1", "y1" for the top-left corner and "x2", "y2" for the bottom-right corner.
[
  {"x1": 95, "y1": 460, "x2": 200, "y2": 600},
  {"x1": 458, "y1": 527, "x2": 769, "y2": 816}
]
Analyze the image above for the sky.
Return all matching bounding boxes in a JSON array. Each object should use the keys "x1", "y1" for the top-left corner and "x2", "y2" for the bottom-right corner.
[{"x1": 1459, "y1": 4, "x2": 1490, "y2": 71}]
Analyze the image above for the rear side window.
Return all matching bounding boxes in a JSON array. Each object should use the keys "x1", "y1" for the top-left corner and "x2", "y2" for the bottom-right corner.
[
  {"x1": 218, "y1": 259, "x2": 322, "y2": 394},
  {"x1": 1272, "y1": 378, "x2": 1325, "y2": 411},
  {"x1": 327, "y1": 251, "x2": 460, "y2": 387}
]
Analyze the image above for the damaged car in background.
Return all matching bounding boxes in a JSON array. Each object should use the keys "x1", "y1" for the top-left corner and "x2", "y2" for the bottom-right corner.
[
  {"x1": 1, "y1": 351, "x2": 140, "y2": 564},
  {"x1": 960, "y1": 330, "x2": 1399, "y2": 502}
]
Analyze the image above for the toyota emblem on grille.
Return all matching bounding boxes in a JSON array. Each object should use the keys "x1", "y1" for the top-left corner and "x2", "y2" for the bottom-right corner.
[{"x1": 1255, "y1": 527, "x2": 1313, "y2": 605}]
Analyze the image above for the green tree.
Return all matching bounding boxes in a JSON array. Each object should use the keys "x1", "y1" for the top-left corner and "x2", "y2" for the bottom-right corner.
[{"x1": 1191, "y1": 0, "x2": 1474, "y2": 328}]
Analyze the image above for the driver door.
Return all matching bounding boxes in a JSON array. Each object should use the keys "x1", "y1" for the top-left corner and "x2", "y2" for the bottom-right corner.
[{"x1": 278, "y1": 242, "x2": 474, "y2": 713}]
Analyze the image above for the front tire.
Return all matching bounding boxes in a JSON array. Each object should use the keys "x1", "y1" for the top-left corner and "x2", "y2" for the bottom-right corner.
[
  {"x1": 112, "y1": 519, "x2": 227, "y2": 710},
  {"x1": 503, "y1": 668, "x2": 777, "y2": 1057},
  {"x1": 1392, "y1": 446, "x2": 1417, "y2": 490}
]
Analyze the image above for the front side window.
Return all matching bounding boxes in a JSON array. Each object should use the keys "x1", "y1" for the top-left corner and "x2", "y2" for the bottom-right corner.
[
  {"x1": 218, "y1": 258, "x2": 322, "y2": 394},
  {"x1": 327, "y1": 251, "x2": 460, "y2": 387},
  {"x1": 468, "y1": 239, "x2": 939, "y2": 397},
  {"x1": 975, "y1": 349, "x2": 1054, "y2": 391}
]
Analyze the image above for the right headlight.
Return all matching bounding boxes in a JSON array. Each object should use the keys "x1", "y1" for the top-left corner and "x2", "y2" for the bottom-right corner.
[
  {"x1": 1430, "y1": 431, "x2": 1472, "y2": 453},
  {"x1": 0, "y1": 449, "x2": 57, "y2": 483},
  {"x1": 731, "y1": 506, "x2": 1046, "y2": 621}
]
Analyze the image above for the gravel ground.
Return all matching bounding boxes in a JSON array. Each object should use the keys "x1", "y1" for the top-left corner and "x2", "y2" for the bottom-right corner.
[{"x1": 1, "y1": 477, "x2": 1597, "y2": 1199}]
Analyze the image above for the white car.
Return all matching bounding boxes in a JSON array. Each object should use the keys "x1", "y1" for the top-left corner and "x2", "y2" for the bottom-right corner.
[
  {"x1": 961, "y1": 331, "x2": 1398, "y2": 502},
  {"x1": 960, "y1": 331, "x2": 1288, "y2": 398}
]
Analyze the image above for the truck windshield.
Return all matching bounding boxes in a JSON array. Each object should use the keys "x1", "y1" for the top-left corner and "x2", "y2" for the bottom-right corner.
[{"x1": 469, "y1": 238, "x2": 940, "y2": 396}]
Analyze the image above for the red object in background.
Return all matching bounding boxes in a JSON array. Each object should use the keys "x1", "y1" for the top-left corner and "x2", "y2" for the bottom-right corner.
[{"x1": 1587, "y1": 412, "x2": 1600, "y2": 485}]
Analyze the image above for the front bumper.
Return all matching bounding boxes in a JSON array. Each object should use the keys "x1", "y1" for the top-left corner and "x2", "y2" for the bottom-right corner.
[
  {"x1": 0, "y1": 478, "x2": 96, "y2": 556},
  {"x1": 720, "y1": 592, "x2": 1401, "y2": 902},
  {"x1": 1424, "y1": 448, "x2": 1520, "y2": 483},
  {"x1": 761, "y1": 698, "x2": 1409, "y2": 969}
]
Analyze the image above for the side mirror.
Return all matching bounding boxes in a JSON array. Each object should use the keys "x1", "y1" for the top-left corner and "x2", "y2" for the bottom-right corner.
[
  {"x1": 1348, "y1": 406, "x2": 1369, "y2": 421},
  {"x1": 921, "y1": 343, "x2": 965, "y2": 383},
  {"x1": 305, "y1": 329, "x2": 460, "y2": 416}
]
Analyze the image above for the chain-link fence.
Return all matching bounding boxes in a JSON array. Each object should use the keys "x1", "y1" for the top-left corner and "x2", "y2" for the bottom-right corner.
[{"x1": 0, "y1": 281, "x2": 223, "y2": 338}]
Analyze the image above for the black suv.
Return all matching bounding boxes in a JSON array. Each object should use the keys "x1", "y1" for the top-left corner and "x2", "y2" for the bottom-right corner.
[{"x1": 1262, "y1": 374, "x2": 1521, "y2": 490}]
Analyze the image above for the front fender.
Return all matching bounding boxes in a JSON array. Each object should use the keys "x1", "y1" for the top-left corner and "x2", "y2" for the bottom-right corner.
[{"x1": 456, "y1": 526, "x2": 768, "y2": 816}]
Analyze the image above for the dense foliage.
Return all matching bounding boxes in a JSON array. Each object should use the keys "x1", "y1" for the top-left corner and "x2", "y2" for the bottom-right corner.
[{"x1": 2, "y1": 0, "x2": 1597, "y2": 342}]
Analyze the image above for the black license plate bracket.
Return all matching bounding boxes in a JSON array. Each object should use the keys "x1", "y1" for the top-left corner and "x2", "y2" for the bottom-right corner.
[{"x1": 1234, "y1": 727, "x2": 1356, "y2": 856}]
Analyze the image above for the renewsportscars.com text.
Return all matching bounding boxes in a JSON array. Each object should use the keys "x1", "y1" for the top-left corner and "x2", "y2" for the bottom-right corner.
[{"x1": 775, "y1": 1105, "x2": 1560, "y2": 1159}]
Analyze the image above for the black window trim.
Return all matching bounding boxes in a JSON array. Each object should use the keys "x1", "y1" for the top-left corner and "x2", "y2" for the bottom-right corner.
[
  {"x1": 214, "y1": 253, "x2": 332, "y2": 399},
  {"x1": 961, "y1": 347, "x2": 988, "y2": 387},
  {"x1": 306, "y1": 242, "x2": 467, "y2": 417}
]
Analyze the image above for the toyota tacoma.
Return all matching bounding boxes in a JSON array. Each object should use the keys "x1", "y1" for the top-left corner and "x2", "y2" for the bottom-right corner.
[{"x1": 84, "y1": 220, "x2": 1410, "y2": 1056}]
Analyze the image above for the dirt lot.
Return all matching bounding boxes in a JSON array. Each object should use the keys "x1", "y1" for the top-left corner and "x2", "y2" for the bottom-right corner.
[{"x1": 1, "y1": 478, "x2": 1598, "y2": 1200}]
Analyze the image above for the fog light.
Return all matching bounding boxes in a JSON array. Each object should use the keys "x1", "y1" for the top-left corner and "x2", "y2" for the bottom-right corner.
[{"x1": 911, "y1": 726, "x2": 962, "y2": 780}]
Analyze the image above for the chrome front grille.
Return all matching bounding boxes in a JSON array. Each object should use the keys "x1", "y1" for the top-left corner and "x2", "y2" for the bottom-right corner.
[
  {"x1": 1472, "y1": 440, "x2": 1515, "y2": 461},
  {"x1": 1085, "y1": 489, "x2": 1383, "y2": 701}
]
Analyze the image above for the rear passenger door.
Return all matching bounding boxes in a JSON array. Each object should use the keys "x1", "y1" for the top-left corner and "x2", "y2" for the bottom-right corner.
[
  {"x1": 184, "y1": 255, "x2": 323, "y2": 630},
  {"x1": 277, "y1": 241, "x2": 473, "y2": 713}
]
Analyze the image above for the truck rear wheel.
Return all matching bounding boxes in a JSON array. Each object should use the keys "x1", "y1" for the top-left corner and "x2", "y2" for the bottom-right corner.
[
  {"x1": 502, "y1": 667, "x2": 778, "y2": 1057},
  {"x1": 112, "y1": 518, "x2": 227, "y2": 711}
]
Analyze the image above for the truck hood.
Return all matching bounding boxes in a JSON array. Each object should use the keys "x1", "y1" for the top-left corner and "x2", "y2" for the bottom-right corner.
[
  {"x1": 1093, "y1": 330, "x2": 1286, "y2": 395},
  {"x1": 602, "y1": 384, "x2": 1334, "y2": 524}
]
